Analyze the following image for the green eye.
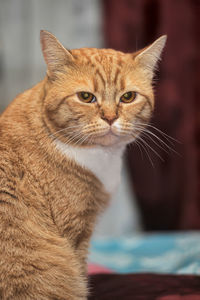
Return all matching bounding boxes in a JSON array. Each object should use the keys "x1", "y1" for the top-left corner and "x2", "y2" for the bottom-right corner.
[
  {"x1": 120, "y1": 91, "x2": 137, "y2": 103},
  {"x1": 77, "y1": 92, "x2": 96, "y2": 103}
]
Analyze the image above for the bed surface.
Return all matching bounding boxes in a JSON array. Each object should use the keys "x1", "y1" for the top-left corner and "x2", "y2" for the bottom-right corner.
[
  {"x1": 88, "y1": 232, "x2": 200, "y2": 299},
  {"x1": 89, "y1": 232, "x2": 200, "y2": 274}
]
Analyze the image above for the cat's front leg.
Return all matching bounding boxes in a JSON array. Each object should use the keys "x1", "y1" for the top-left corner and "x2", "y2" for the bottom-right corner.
[{"x1": 0, "y1": 221, "x2": 87, "y2": 299}]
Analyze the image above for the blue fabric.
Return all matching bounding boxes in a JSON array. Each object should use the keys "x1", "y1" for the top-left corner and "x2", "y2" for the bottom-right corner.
[{"x1": 89, "y1": 232, "x2": 200, "y2": 274}]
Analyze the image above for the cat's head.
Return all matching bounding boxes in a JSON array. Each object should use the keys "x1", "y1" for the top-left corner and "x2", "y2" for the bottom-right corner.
[{"x1": 40, "y1": 30, "x2": 166, "y2": 148}]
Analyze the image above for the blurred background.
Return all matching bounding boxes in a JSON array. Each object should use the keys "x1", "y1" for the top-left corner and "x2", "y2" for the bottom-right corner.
[{"x1": 0, "y1": 0, "x2": 200, "y2": 239}]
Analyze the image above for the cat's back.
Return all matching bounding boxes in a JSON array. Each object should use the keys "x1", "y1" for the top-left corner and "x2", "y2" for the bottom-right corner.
[
  {"x1": 0, "y1": 81, "x2": 45, "y2": 171},
  {"x1": 0, "y1": 81, "x2": 43, "y2": 130},
  {"x1": 0, "y1": 81, "x2": 45, "y2": 226},
  {"x1": 0, "y1": 93, "x2": 29, "y2": 226}
]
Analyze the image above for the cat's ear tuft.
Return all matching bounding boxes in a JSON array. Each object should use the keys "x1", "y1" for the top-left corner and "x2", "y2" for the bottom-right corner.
[
  {"x1": 40, "y1": 30, "x2": 74, "y2": 77},
  {"x1": 134, "y1": 35, "x2": 167, "y2": 77}
]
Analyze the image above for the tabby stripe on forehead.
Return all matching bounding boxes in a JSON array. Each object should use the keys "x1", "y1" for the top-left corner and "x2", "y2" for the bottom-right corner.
[
  {"x1": 113, "y1": 68, "x2": 120, "y2": 85},
  {"x1": 105, "y1": 57, "x2": 114, "y2": 84},
  {"x1": 83, "y1": 54, "x2": 91, "y2": 63},
  {"x1": 93, "y1": 78, "x2": 99, "y2": 92},
  {"x1": 120, "y1": 77, "x2": 125, "y2": 90},
  {"x1": 117, "y1": 57, "x2": 123, "y2": 67},
  {"x1": 93, "y1": 55, "x2": 102, "y2": 64},
  {"x1": 95, "y1": 69, "x2": 106, "y2": 87},
  {"x1": 109, "y1": 56, "x2": 113, "y2": 64}
]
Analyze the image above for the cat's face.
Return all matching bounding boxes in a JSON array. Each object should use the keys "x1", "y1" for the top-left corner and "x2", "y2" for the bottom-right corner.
[{"x1": 41, "y1": 31, "x2": 166, "y2": 148}]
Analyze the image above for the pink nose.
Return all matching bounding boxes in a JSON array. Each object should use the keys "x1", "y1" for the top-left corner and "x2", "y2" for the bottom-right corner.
[{"x1": 101, "y1": 115, "x2": 118, "y2": 125}]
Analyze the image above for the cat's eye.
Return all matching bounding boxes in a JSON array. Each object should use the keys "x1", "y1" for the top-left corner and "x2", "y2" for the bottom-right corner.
[
  {"x1": 77, "y1": 92, "x2": 96, "y2": 103},
  {"x1": 120, "y1": 91, "x2": 137, "y2": 103}
]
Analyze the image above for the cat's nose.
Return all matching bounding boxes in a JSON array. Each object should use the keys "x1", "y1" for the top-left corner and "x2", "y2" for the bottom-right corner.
[{"x1": 101, "y1": 115, "x2": 118, "y2": 125}]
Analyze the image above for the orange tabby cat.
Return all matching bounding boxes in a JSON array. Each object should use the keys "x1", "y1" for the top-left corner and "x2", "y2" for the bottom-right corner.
[{"x1": 0, "y1": 30, "x2": 166, "y2": 299}]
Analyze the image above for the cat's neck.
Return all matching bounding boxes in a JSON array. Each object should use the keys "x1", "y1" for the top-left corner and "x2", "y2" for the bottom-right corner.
[{"x1": 54, "y1": 140, "x2": 125, "y2": 195}]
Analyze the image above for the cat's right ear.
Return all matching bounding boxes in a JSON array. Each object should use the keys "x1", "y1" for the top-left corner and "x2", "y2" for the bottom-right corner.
[
  {"x1": 134, "y1": 35, "x2": 167, "y2": 79},
  {"x1": 40, "y1": 30, "x2": 74, "y2": 78}
]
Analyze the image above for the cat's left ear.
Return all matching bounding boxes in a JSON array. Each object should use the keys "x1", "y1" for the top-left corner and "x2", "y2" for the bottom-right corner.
[
  {"x1": 134, "y1": 35, "x2": 167, "y2": 78},
  {"x1": 40, "y1": 30, "x2": 74, "y2": 78}
]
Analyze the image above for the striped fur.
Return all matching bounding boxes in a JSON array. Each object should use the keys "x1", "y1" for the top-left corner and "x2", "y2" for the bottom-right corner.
[{"x1": 0, "y1": 31, "x2": 166, "y2": 299}]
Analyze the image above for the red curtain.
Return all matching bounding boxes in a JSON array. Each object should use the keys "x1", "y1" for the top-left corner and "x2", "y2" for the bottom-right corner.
[{"x1": 103, "y1": 0, "x2": 200, "y2": 230}]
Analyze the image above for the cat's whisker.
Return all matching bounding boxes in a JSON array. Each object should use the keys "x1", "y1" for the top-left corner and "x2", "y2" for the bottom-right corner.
[
  {"x1": 122, "y1": 121, "x2": 178, "y2": 156},
  {"x1": 49, "y1": 124, "x2": 84, "y2": 139},
  {"x1": 136, "y1": 141, "x2": 145, "y2": 162},
  {"x1": 47, "y1": 124, "x2": 88, "y2": 146},
  {"x1": 82, "y1": 128, "x2": 108, "y2": 136},
  {"x1": 83, "y1": 123, "x2": 101, "y2": 130},
  {"x1": 127, "y1": 132, "x2": 155, "y2": 167},
  {"x1": 141, "y1": 129, "x2": 179, "y2": 156},
  {"x1": 67, "y1": 132, "x2": 85, "y2": 146},
  {"x1": 141, "y1": 128, "x2": 174, "y2": 149},
  {"x1": 132, "y1": 125, "x2": 174, "y2": 153},
  {"x1": 74, "y1": 132, "x2": 94, "y2": 146},
  {"x1": 78, "y1": 135, "x2": 91, "y2": 146},
  {"x1": 140, "y1": 142, "x2": 155, "y2": 168},
  {"x1": 82, "y1": 132, "x2": 96, "y2": 145},
  {"x1": 89, "y1": 136, "x2": 95, "y2": 145},
  {"x1": 134, "y1": 134, "x2": 164, "y2": 162},
  {"x1": 59, "y1": 131, "x2": 84, "y2": 146},
  {"x1": 140, "y1": 131, "x2": 171, "y2": 155},
  {"x1": 132, "y1": 124, "x2": 180, "y2": 157},
  {"x1": 138, "y1": 122, "x2": 179, "y2": 144},
  {"x1": 132, "y1": 137, "x2": 155, "y2": 167},
  {"x1": 130, "y1": 139, "x2": 145, "y2": 161},
  {"x1": 49, "y1": 126, "x2": 95, "y2": 147},
  {"x1": 119, "y1": 127, "x2": 164, "y2": 163},
  {"x1": 86, "y1": 133, "x2": 96, "y2": 146},
  {"x1": 73, "y1": 134, "x2": 87, "y2": 146}
]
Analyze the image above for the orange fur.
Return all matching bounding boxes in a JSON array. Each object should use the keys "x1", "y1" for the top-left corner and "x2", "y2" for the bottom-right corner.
[{"x1": 0, "y1": 31, "x2": 166, "y2": 299}]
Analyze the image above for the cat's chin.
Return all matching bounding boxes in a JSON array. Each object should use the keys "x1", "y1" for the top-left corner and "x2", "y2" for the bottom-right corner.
[{"x1": 91, "y1": 132, "x2": 132, "y2": 147}]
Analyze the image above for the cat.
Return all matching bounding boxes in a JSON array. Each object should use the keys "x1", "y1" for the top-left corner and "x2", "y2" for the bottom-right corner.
[{"x1": 0, "y1": 30, "x2": 166, "y2": 299}]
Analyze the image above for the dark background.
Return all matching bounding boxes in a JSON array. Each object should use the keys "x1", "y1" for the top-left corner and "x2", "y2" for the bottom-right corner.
[{"x1": 103, "y1": 0, "x2": 200, "y2": 230}]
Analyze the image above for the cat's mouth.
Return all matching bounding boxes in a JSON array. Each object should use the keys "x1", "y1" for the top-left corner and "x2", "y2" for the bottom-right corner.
[{"x1": 91, "y1": 127, "x2": 132, "y2": 147}]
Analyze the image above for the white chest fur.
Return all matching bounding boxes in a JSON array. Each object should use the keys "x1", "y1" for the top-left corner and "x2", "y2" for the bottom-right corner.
[{"x1": 55, "y1": 140, "x2": 125, "y2": 195}]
